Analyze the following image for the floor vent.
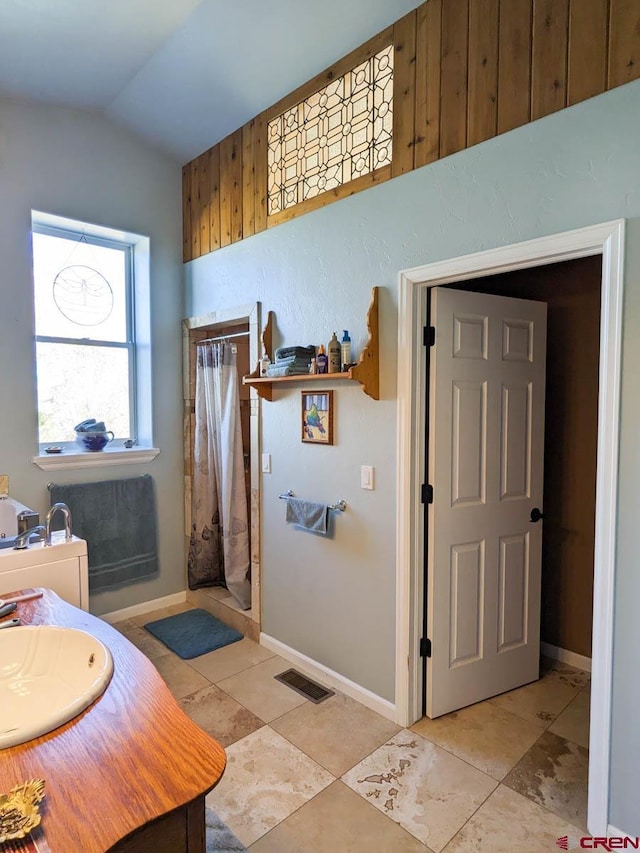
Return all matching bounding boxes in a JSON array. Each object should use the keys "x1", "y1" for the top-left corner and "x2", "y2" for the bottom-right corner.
[{"x1": 274, "y1": 669, "x2": 334, "y2": 704}]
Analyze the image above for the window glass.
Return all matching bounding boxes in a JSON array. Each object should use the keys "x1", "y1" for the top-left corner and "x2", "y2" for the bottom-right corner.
[
  {"x1": 33, "y1": 232, "x2": 128, "y2": 343},
  {"x1": 31, "y1": 225, "x2": 135, "y2": 446},
  {"x1": 36, "y1": 343, "x2": 131, "y2": 443},
  {"x1": 268, "y1": 44, "x2": 394, "y2": 215}
]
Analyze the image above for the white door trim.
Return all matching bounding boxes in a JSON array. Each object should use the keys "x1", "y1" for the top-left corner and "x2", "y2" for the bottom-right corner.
[{"x1": 395, "y1": 220, "x2": 625, "y2": 835}]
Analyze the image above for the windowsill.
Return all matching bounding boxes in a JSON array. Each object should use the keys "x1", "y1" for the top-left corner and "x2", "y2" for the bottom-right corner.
[{"x1": 32, "y1": 446, "x2": 160, "y2": 471}]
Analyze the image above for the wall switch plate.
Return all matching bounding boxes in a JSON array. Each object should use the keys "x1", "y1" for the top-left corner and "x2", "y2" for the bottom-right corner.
[
  {"x1": 360, "y1": 465, "x2": 374, "y2": 490},
  {"x1": 261, "y1": 453, "x2": 271, "y2": 474}
]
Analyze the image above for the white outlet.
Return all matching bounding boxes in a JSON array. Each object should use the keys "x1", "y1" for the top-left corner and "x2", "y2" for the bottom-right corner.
[
  {"x1": 360, "y1": 465, "x2": 374, "y2": 490},
  {"x1": 261, "y1": 453, "x2": 271, "y2": 474}
]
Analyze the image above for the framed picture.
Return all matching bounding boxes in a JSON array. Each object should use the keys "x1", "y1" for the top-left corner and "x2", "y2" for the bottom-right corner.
[{"x1": 301, "y1": 390, "x2": 334, "y2": 444}]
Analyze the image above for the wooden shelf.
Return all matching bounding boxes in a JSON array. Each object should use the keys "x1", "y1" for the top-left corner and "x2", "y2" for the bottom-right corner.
[{"x1": 243, "y1": 287, "x2": 379, "y2": 401}]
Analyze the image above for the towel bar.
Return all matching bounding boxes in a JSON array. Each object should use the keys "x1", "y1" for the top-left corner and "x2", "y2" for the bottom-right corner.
[
  {"x1": 47, "y1": 473, "x2": 151, "y2": 491},
  {"x1": 278, "y1": 490, "x2": 346, "y2": 512}
]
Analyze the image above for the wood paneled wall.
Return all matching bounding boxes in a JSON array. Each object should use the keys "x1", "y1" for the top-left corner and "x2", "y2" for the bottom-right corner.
[{"x1": 183, "y1": 0, "x2": 640, "y2": 263}]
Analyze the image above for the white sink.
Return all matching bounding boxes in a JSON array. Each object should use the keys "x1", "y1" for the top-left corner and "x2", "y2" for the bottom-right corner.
[{"x1": 0, "y1": 626, "x2": 113, "y2": 749}]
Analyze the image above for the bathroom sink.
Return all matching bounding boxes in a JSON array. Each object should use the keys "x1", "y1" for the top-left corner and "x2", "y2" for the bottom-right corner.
[{"x1": 0, "y1": 626, "x2": 113, "y2": 749}]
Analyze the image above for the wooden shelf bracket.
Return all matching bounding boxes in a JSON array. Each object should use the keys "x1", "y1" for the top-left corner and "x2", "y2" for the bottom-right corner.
[{"x1": 243, "y1": 287, "x2": 379, "y2": 400}]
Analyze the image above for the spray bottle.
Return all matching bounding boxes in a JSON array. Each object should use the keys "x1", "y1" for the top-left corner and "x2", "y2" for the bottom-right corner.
[{"x1": 341, "y1": 330, "x2": 352, "y2": 370}]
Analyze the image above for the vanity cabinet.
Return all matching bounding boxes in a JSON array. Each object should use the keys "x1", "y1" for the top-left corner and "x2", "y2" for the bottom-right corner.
[
  {"x1": 0, "y1": 535, "x2": 88, "y2": 609},
  {"x1": 0, "y1": 589, "x2": 225, "y2": 852}
]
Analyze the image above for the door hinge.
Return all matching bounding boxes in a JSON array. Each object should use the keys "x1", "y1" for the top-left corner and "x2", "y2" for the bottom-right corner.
[
  {"x1": 423, "y1": 325, "x2": 435, "y2": 347},
  {"x1": 420, "y1": 637, "x2": 432, "y2": 658},
  {"x1": 421, "y1": 484, "x2": 433, "y2": 504}
]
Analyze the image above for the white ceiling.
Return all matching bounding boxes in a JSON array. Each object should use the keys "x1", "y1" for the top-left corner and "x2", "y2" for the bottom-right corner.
[{"x1": 0, "y1": 0, "x2": 422, "y2": 163}]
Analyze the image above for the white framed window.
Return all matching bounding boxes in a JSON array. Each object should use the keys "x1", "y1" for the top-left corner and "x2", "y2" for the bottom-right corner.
[
  {"x1": 29, "y1": 213, "x2": 158, "y2": 468},
  {"x1": 32, "y1": 223, "x2": 137, "y2": 447}
]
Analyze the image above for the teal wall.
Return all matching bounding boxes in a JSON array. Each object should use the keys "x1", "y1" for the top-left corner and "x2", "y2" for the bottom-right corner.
[
  {"x1": 0, "y1": 96, "x2": 185, "y2": 616},
  {"x1": 186, "y1": 80, "x2": 640, "y2": 834}
]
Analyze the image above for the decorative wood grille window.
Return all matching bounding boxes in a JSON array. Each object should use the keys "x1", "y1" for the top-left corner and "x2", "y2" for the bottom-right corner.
[{"x1": 267, "y1": 44, "x2": 394, "y2": 215}]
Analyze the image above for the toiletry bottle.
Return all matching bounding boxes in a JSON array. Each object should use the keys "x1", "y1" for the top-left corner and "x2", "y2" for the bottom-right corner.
[
  {"x1": 341, "y1": 330, "x2": 352, "y2": 370},
  {"x1": 316, "y1": 345, "x2": 328, "y2": 374},
  {"x1": 259, "y1": 349, "x2": 271, "y2": 377},
  {"x1": 328, "y1": 332, "x2": 341, "y2": 373}
]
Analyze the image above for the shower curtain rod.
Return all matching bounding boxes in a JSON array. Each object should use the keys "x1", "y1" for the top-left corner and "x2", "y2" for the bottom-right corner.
[{"x1": 196, "y1": 331, "x2": 250, "y2": 345}]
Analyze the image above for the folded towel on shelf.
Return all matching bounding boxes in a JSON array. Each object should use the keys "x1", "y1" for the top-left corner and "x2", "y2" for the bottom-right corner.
[
  {"x1": 275, "y1": 345, "x2": 316, "y2": 361},
  {"x1": 272, "y1": 356, "x2": 313, "y2": 368},
  {"x1": 49, "y1": 475, "x2": 159, "y2": 592},
  {"x1": 285, "y1": 497, "x2": 329, "y2": 535},
  {"x1": 266, "y1": 364, "x2": 312, "y2": 377}
]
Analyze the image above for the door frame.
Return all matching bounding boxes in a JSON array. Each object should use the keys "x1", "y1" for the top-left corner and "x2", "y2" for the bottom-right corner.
[
  {"x1": 182, "y1": 301, "x2": 262, "y2": 629},
  {"x1": 395, "y1": 220, "x2": 625, "y2": 834}
]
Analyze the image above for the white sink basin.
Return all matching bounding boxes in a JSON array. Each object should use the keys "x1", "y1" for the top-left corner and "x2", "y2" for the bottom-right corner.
[{"x1": 0, "y1": 626, "x2": 113, "y2": 749}]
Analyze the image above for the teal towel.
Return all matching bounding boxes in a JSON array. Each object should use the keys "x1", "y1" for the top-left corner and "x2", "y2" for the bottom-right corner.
[
  {"x1": 50, "y1": 476, "x2": 158, "y2": 592},
  {"x1": 273, "y1": 355, "x2": 312, "y2": 368},
  {"x1": 266, "y1": 364, "x2": 312, "y2": 377},
  {"x1": 285, "y1": 497, "x2": 328, "y2": 535},
  {"x1": 275, "y1": 345, "x2": 316, "y2": 360}
]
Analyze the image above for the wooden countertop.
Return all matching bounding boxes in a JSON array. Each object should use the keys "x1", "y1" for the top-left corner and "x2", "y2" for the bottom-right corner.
[{"x1": 0, "y1": 589, "x2": 226, "y2": 852}]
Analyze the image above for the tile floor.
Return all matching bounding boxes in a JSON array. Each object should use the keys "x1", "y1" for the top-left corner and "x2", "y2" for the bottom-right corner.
[{"x1": 112, "y1": 605, "x2": 590, "y2": 852}]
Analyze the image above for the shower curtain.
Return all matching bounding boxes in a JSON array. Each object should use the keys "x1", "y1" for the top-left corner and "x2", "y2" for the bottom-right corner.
[{"x1": 188, "y1": 341, "x2": 251, "y2": 610}]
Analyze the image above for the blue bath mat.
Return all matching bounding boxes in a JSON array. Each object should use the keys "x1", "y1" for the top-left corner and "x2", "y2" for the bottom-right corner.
[
  {"x1": 206, "y1": 807, "x2": 247, "y2": 852},
  {"x1": 144, "y1": 608, "x2": 243, "y2": 659}
]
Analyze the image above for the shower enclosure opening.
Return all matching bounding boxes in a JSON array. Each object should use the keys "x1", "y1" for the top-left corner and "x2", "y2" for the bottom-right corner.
[{"x1": 182, "y1": 306, "x2": 261, "y2": 636}]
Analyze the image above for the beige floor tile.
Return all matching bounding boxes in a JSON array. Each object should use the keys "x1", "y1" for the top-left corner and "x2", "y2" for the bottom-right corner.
[
  {"x1": 489, "y1": 671, "x2": 581, "y2": 727},
  {"x1": 115, "y1": 622, "x2": 169, "y2": 660},
  {"x1": 272, "y1": 691, "x2": 401, "y2": 776},
  {"x1": 442, "y1": 785, "x2": 586, "y2": 853},
  {"x1": 540, "y1": 657, "x2": 591, "y2": 690},
  {"x1": 187, "y1": 637, "x2": 275, "y2": 683},
  {"x1": 130, "y1": 602, "x2": 193, "y2": 626},
  {"x1": 342, "y1": 731, "x2": 496, "y2": 852},
  {"x1": 222, "y1": 594, "x2": 252, "y2": 615},
  {"x1": 549, "y1": 685, "x2": 591, "y2": 749},
  {"x1": 411, "y1": 700, "x2": 543, "y2": 780},
  {"x1": 206, "y1": 726, "x2": 334, "y2": 847},
  {"x1": 217, "y1": 656, "x2": 307, "y2": 722},
  {"x1": 249, "y1": 780, "x2": 431, "y2": 853},
  {"x1": 179, "y1": 683, "x2": 264, "y2": 747},
  {"x1": 503, "y1": 730, "x2": 588, "y2": 829},
  {"x1": 110, "y1": 618, "x2": 137, "y2": 632},
  {"x1": 152, "y1": 653, "x2": 211, "y2": 700},
  {"x1": 194, "y1": 586, "x2": 232, "y2": 602},
  {"x1": 167, "y1": 600, "x2": 196, "y2": 614}
]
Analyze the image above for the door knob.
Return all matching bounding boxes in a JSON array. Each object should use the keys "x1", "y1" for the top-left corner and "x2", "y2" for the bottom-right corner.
[{"x1": 530, "y1": 507, "x2": 544, "y2": 523}]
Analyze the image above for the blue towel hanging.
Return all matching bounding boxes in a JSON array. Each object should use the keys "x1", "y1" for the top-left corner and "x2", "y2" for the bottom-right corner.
[
  {"x1": 285, "y1": 497, "x2": 329, "y2": 535},
  {"x1": 49, "y1": 475, "x2": 159, "y2": 592}
]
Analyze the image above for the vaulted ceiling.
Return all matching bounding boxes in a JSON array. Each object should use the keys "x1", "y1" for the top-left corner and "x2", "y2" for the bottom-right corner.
[{"x1": 0, "y1": 0, "x2": 422, "y2": 162}]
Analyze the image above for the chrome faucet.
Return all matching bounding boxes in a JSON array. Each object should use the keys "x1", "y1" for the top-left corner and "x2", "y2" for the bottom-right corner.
[
  {"x1": 13, "y1": 525, "x2": 46, "y2": 550},
  {"x1": 45, "y1": 502, "x2": 73, "y2": 545}
]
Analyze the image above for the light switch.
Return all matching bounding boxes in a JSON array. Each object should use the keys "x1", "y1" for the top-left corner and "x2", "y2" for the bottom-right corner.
[
  {"x1": 261, "y1": 453, "x2": 271, "y2": 474},
  {"x1": 360, "y1": 465, "x2": 374, "y2": 490}
]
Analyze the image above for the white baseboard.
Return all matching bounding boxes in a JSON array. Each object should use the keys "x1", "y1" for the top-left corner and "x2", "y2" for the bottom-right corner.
[
  {"x1": 260, "y1": 632, "x2": 396, "y2": 723},
  {"x1": 99, "y1": 591, "x2": 187, "y2": 624},
  {"x1": 608, "y1": 825, "x2": 639, "y2": 841},
  {"x1": 541, "y1": 641, "x2": 592, "y2": 673}
]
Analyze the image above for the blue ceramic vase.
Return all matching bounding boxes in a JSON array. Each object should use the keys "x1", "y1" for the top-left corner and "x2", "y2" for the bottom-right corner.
[{"x1": 76, "y1": 431, "x2": 114, "y2": 452}]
